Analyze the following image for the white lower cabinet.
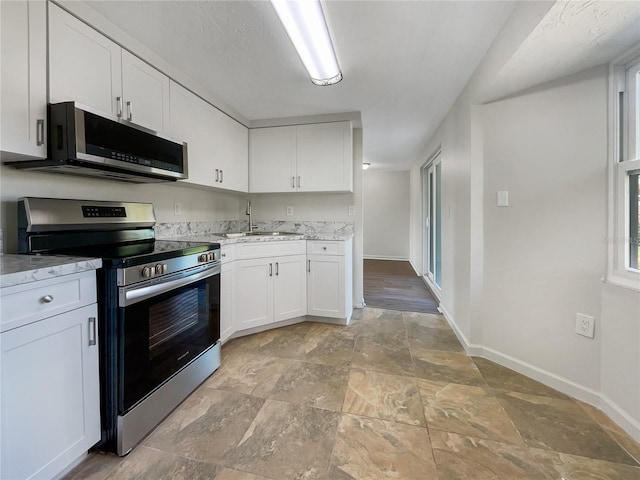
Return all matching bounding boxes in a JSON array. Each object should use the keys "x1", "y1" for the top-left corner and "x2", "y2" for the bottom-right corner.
[
  {"x1": 234, "y1": 252, "x2": 307, "y2": 331},
  {"x1": 1, "y1": 272, "x2": 100, "y2": 480},
  {"x1": 307, "y1": 239, "x2": 353, "y2": 320}
]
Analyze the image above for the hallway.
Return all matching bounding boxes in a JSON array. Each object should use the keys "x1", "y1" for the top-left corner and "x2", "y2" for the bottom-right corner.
[{"x1": 364, "y1": 259, "x2": 438, "y2": 313}]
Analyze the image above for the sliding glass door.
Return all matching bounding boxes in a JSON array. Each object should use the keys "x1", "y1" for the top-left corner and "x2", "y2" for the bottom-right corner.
[{"x1": 422, "y1": 153, "x2": 441, "y2": 289}]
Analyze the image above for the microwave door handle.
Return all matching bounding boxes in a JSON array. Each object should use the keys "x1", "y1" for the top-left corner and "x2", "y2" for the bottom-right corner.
[
  {"x1": 126, "y1": 101, "x2": 133, "y2": 121},
  {"x1": 119, "y1": 264, "x2": 220, "y2": 307}
]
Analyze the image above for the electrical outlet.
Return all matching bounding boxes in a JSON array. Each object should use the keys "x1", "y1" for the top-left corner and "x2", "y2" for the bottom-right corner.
[
  {"x1": 174, "y1": 202, "x2": 182, "y2": 216},
  {"x1": 286, "y1": 206, "x2": 294, "y2": 216},
  {"x1": 575, "y1": 313, "x2": 595, "y2": 338},
  {"x1": 348, "y1": 205, "x2": 356, "y2": 216}
]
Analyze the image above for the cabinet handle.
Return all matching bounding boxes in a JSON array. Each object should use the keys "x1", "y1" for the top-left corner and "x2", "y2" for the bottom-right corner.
[
  {"x1": 275, "y1": 262, "x2": 279, "y2": 276},
  {"x1": 292, "y1": 176, "x2": 295, "y2": 188},
  {"x1": 221, "y1": 253, "x2": 226, "y2": 258},
  {"x1": 297, "y1": 176, "x2": 301, "y2": 188},
  {"x1": 126, "y1": 101, "x2": 133, "y2": 121},
  {"x1": 41, "y1": 295, "x2": 54, "y2": 303},
  {"x1": 36, "y1": 119, "x2": 45, "y2": 146},
  {"x1": 215, "y1": 169, "x2": 219, "y2": 182},
  {"x1": 323, "y1": 247, "x2": 327, "y2": 251},
  {"x1": 88, "y1": 317, "x2": 97, "y2": 346},
  {"x1": 220, "y1": 169, "x2": 223, "y2": 183},
  {"x1": 308, "y1": 260, "x2": 311, "y2": 272},
  {"x1": 116, "y1": 96, "x2": 123, "y2": 118},
  {"x1": 269, "y1": 263, "x2": 273, "y2": 277}
]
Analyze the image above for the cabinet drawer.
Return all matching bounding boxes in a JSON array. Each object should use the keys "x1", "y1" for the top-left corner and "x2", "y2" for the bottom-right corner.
[
  {"x1": 221, "y1": 245, "x2": 235, "y2": 264},
  {"x1": 1, "y1": 271, "x2": 97, "y2": 332},
  {"x1": 235, "y1": 240, "x2": 306, "y2": 259},
  {"x1": 307, "y1": 241, "x2": 344, "y2": 255}
]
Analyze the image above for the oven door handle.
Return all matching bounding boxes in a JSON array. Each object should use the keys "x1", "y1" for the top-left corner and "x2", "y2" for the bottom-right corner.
[{"x1": 120, "y1": 264, "x2": 220, "y2": 307}]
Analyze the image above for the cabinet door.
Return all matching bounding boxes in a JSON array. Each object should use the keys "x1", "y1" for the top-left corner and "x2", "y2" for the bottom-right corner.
[
  {"x1": 1, "y1": 304, "x2": 100, "y2": 480},
  {"x1": 234, "y1": 257, "x2": 274, "y2": 329},
  {"x1": 296, "y1": 121, "x2": 353, "y2": 192},
  {"x1": 249, "y1": 126, "x2": 297, "y2": 193},
  {"x1": 274, "y1": 254, "x2": 307, "y2": 322},
  {"x1": 169, "y1": 81, "x2": 218, "y2": 187},
  {"x1": 307, "y1": 255, "x2": 345, "y2": 318},
  {"x1": 49, "y1": 3, "x2": 122, "y2": 115},
  {"x1": 121, "y1": 50, "x2": 169, "y2": 132},
  {"x1": 216, "y1": 112, "x2": 249, "y2": 192},
  {"x1": 220, "y1": 261, "x2": 235, "y2": 343},
  {"x1": 1, "y1": 0, "x2": 47, "y2": 159}
]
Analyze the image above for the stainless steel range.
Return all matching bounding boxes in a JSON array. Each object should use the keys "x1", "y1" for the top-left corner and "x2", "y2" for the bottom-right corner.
[{"x1": 18, "y1": 197, "x2": 221, "y2": 455}]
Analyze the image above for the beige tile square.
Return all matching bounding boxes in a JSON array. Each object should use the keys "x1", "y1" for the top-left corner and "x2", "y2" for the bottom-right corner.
[
  {"x1": 143, "y1": 388, "x2": 264, "y2": 465},
  {"x1": 418, "y1": 379, "x2": 523, "y2": 445},
  {"x1": 329, "y1": 413, "x2": 437, "y2": 479},
  {"x1": 430, "y1": 430, "x2": 548, "y2": 480},
  {"x1": 412, "y1": 348, "x2": 486, "y2": 386},
  {"x1": 352, "y1": 338, "x2": 415, "y2": 376},
  {"x1": 267, "y1": 360, "x2": 349, "y2": 411},
  {"x1": 227, "y1": 399, "x2": 339, "y2": 480},
  {"x1": 343, "y1": 369, "x2": 425, "y2": 426},
  {"x1": 531, "y1": 448, "x2": 640, "y2": 480}
]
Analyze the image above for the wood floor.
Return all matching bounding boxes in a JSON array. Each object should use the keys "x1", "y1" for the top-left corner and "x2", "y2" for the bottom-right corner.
[{"x1": 363, "y1": 259, "x2": 439, "y2": 313}]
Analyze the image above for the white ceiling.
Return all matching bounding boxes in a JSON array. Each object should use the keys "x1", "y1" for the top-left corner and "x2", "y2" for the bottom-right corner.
[{"x1": 82, "y1": 1, "x2": 640, "y2": 171}]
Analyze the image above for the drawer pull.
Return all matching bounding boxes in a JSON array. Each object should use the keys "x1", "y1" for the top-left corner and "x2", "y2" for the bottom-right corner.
[
  {"x1": 88, "y1": 317, "x2": 97, "y2": 346},
  {"x1": 323, "y1": 247, "x2": 327, "y2": 251},
  {"x1": 41, "y1": 295, "x2": 54, "y2": 304}
]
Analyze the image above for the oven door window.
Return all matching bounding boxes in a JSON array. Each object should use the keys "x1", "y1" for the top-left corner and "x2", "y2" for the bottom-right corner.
[{"x1": 120, "y1": 275, "x2": 220, "y2": 413}]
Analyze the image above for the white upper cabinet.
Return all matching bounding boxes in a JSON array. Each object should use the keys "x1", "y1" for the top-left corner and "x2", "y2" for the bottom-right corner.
[
  {"x1": 297, "y1": 122, "x2": 353, "y2": 192},
  {"x1": 216, "y1": 112, "x2": 249, "y2": 192},
  {"x1": 49, "y1": 4, "x2": 168, "y2": 132},
  {"x1": 249, "y1": 121, "x2": 353, "y2": 193},
  {"x1": 49, "y1": 3, "x2": 122, "y2": 116},
  {"x1": 1, "y1": 0, "x2": 47, "y2": 160},
  {"x1": 168, "y1": 81, "x2": 218, "y2": 187},
  {"x1": 169, "y1": 81, "x2": 248, "y2": 192},
  {"x1": 121, "y1": 50, "x2": 169, "y2": 133},
  {"x1": 249, "y1": 126, "x2": 297, "y2": 192}
]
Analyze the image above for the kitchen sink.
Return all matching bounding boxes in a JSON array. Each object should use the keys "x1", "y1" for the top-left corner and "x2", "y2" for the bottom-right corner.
[{"x1": 220, "y1": 231, "x2": 300, "y2": 238}]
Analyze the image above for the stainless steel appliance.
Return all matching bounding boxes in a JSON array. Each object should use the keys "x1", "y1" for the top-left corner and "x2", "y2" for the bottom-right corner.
[
  {"x1": 18, "y1": 197, "x2": 220, "y2": 455},
  {"x1": 5, "y1": 102, "x2": 188, "y2": 183}
]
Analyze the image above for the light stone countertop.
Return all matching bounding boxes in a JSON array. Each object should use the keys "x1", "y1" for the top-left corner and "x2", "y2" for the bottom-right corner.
[
  {"x1": 157, "y1": 232, "x2": 354, "y2": 245},
  {"x1": 0, "y1": 254, "x2": 103, "y2": 289}
]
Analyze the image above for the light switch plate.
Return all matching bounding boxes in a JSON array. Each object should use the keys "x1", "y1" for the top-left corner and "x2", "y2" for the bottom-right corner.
[
  {"x1": 174, "y1": 202, "x2": 182, "y2": 215},
  {"x1": 286, "y1": 206, "x2": 294, "y2": 216},
  {"x1": 497, "y1": 191, "x2": 509, "y2": 207}
]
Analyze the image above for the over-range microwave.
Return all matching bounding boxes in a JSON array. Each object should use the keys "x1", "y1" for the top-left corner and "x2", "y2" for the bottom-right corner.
[{"x1": 4, "y1": 102, "x2": 188, "y2": 183}]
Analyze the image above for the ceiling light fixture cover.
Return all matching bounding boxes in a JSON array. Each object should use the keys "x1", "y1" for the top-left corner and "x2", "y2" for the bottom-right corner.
[{"x1": 271, "y1": 0, "x2": 342, "y2": 86}]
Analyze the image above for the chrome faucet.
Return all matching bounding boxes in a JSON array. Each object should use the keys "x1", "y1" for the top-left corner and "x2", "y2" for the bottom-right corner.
[{"x1": 246, "y1": 200, "x2": 257, "y2": 232}]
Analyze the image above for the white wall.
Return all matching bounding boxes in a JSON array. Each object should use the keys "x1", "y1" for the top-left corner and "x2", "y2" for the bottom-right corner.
[
  {"x1": 409, "y1": 54, "x2": 640, "y2": 439},
  {"x1": 480, "y1": 66, "x2": 607, "y2": 393},
  {"x1": 363, "y1": 170, "x2": 410, "y2": 260}
]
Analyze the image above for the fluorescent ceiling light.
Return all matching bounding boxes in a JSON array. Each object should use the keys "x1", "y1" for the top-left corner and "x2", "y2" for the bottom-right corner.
[
  {"x1": 271, "y1": 0, "x2": 342, "y2": 86},
  {"x1": 362, "y1": 163, "x2": 371, "y2": 170}
]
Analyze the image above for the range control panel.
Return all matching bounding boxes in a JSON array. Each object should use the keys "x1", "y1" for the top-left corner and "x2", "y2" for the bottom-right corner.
[{"x1": 82, "y1": 206, "x2": 127, "y2": 218}]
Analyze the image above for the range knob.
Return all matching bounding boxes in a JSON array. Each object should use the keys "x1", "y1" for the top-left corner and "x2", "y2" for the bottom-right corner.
[
  {"x1": 207, "y1": 252, "x2": 215, "y2": 261},
  {"x1": 155, "y1": 263, "x2": 167, "y2": 275},
  {"x1": 198, "y1": 254, "x2": 208, "y2": 262},
  {"x1": 142, "y1": 266, "x2": 154, "y2": 278}
]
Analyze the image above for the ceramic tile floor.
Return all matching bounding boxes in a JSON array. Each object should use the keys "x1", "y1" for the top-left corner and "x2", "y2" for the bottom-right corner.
[{"x1": 64, "y1": 307, "x2": 640, "y2": 479}]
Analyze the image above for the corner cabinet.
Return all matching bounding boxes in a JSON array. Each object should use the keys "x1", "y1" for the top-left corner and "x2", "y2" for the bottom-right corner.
[
  {"x1": 307, "y1": 239, "x2": 353, "y2": 321},
  {"x1": 233, "y1": 241, "x2": 307, "y2": 331},
  {"x1": 48, "y1": 3, "x2": 169, "y2": 133},
  {"x1": 169, "y1": 81, "x2": 248, "y2": 192},
  {"x1": 249, "y1": 121, "x2": 353, "y2": 193},
  {"x1": 0, "y1": 0, "x2": 47, "y2": 160},
  {"x1": 0, "y1": 271, "x2": 101, "y2": 480}
]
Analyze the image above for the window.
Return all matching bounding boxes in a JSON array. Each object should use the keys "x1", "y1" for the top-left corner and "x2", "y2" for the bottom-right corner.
[{"x1": 610, "y1": 54, "x2": 640, "y2": 287}]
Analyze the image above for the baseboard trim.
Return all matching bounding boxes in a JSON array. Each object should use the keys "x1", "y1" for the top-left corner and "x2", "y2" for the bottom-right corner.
[
  {"x1": 408, "y1": 259, "x2": 421, "y2": 276},
  {"x1": 439, "y1": 304, "x2": 640, "y2": 442},
  {"x1": 363, "y1": 255, "x2": 410, "y2": 261}
]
